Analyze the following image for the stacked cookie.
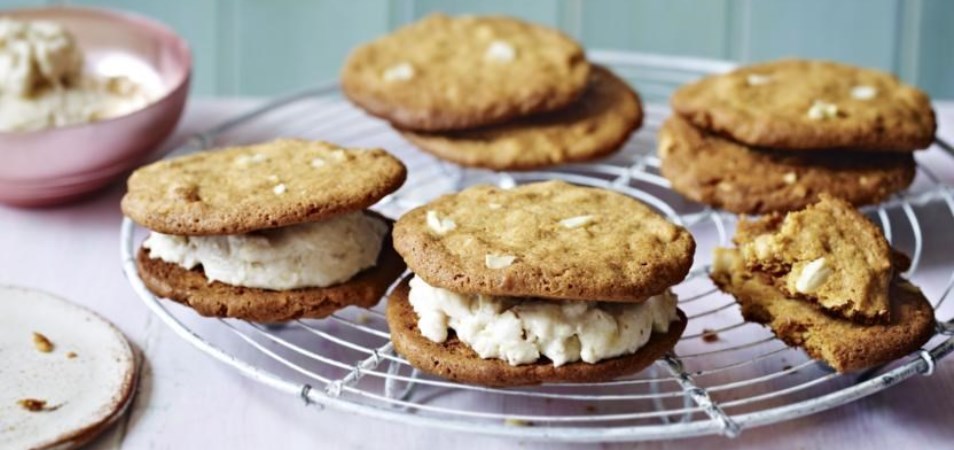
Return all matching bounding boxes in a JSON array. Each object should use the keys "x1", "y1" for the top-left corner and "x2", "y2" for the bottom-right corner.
[
  {"x1": 121, "y1": 139, "x2": 408, "y2": 322},
  {"x1": 660, "y1": 59, "x2": 936, "y2": 214},
  {"x1": 388, "y1": 181, "x2": 694, "y2": 386},
  {"x1": 711, "y1": 195, "x2": 935, "y2": 372},
  {"x1": 342, "y1": 14, "x2": 643, "y2": 171}
]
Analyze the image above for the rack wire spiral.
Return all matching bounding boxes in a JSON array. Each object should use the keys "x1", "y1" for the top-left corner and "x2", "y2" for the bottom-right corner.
[{"x1": 120, "y1": 52, "x2": 954, "y2": 442}]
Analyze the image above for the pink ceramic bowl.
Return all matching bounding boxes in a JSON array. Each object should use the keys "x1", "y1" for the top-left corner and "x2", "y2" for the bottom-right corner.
[{"x1": 0, "y1": 6, "x2": 191, "y2": 207}]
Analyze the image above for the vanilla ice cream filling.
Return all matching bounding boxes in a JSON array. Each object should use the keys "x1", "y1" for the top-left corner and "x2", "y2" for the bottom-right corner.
[
  {"x1": 407, "y1": 276, "x2": 679, "y2": 367},
  {"x1": 0, "y1": 18, "x2": 155, "y2": 132},
  {"x1": 144, "y1": 212, "x2": 388, "y2": 290}
]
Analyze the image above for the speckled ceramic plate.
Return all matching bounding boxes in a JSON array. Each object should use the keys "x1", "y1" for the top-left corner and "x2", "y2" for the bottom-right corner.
[{"x1": 0, "y1": 286, "x2": 138, "y2": 450}]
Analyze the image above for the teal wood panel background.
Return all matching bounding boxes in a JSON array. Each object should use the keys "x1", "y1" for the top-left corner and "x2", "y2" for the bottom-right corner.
[{"x1": 1, "y1": 0, "x2": 951, "y2": 98}]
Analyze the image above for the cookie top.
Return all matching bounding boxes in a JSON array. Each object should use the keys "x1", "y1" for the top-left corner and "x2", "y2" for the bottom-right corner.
[
  {"x1": 136, "y1": 221, "x2": 406, "y2": 322},
  {"x1": 341, "y1": 13, "x2": 590, "y2": 132},
  {"x1": 121, "y1": 139, "x2": 407, "y2": 235},
  {"x1": 735, "y1": 195, "x2": 893, "y2": 323},
  {"x1": 399, "y1": 66, "x2": 642, "y2": 170},
  {"x1": 392, "y1": 180, "x2": 695, "y2": 302},
  {"x1": 658, "y1": 116, "x2": 915, "y2": 214},
  {"x1": 671, "y1": 59, "x2": 936, "y2": 151},
  {"x1": 711, "y1": 248, "x2": 934, "y2": 372},
  {"x1": 386, "y1": 278, "x2": 687, "y2": 386}
]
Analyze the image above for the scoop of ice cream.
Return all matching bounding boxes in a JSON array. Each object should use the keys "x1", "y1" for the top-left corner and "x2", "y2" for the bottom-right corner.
[{"x1": 0, "y1": 18, "x2": 84, "y2": 97}]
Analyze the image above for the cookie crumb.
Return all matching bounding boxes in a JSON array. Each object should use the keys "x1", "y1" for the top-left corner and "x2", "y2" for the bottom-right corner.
[
  {"x1": 17, "y1": 399, "x2": 57, "y2": 412},
  {"x1": 584, "y1": 405, "x2": 597, "y2": 413},
  {"x1": 485, "y1": 254, "x2": 516, "y2": 269},
  {"x1": 701, "y1": 329, "x2": 719, "y2": 343},
  {"x1": 33, "y1": 332, "x2": 54, "y2": 353},
  {"x1": 503, "y1": 418, "x2": 532, "y2": 427},
  {"x1": 783, "y1": 364, "x2": 793, "y2": 372},
  {"x1": 66, "y1": 351, "x2": 78, "y2": 359}
]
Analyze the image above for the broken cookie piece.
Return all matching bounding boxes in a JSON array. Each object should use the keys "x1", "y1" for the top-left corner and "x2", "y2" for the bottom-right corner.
[
  {"x1": 711, "y1": 248, "x2": 934, "y2": 372},
  {"x1": 735, "y1": 194, "x2": 893, "y2": 323}
]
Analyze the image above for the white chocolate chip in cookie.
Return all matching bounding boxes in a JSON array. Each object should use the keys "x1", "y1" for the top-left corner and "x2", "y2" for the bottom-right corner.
[
  {"x1": 795, "y1": 257, "x2": 832, "y2": 293},
  {"x1": 383, "y1": 62, "x2": 415, "y2": 82},
  {"x1": 746, "y1": 74, "x2": 771, "y2": 86},
  {"x1": 426, "y1": 210, "x2": 456, "y2": 235},
  {"x1": 485, "y1": 40, "x2": 516, "y2": 63},
  {"x1": 851, "y1": 85, "x2": 877, "y2": 100},
  {"x1": 752, "y1": 235, "x2": 775, "y2": 260},
  {"x1": 272, "y1": 183, "x2": 287, "y2": 195},
  {"x1": 783, "y1": 172, "x2": 798, "y2": 184},
  {"x1": 559, "y1": 215, "x2": 594, "y2": 229},
  {"x1": 807, "y1": 100, "x2": 839, "y2": 120},
  {"x1": 235, "y1": 153, "x2": 267, "y2": 166},
  {"x1": 485, "y1": 254, "x2": 516, "y2": 269},
  {"x1": 488, "y1": 203, "x2": 502, "y2": 210},
  {"x1": 310, "y1": 158, "x2": 326, "y2": 168}
]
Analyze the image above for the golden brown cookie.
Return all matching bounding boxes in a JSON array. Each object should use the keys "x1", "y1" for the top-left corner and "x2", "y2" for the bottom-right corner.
[
  {"x1": 671, "y1": 59, "x2": 936, "y2": 151},
  {"x1": 121, "y1": 139, "x2": 407, "y2": 236},
  {"x1": 387, "y1": 278, "x2": 687, "y2": 386},
  {"x1": 341, "y1": 13, "x2": 590, "y2": 132},
  {"x1": 392, "y1": 180, "x2": 695, "y2": 302},
  {"x1": 658, "y1": 116, "x2": 916, "y2": 214},
  {"x1": 710, "y1": 248, "x2": 935, "y2": 372},
  {"x1": 399, "y1": 66, "x2": 642, "y2": 170},
  {"x1": 136, "y1": 227, "x2": 405, "y2": 322},
  {"x1": 735, "y1": 195, "x2": 893, "y2": 323}
]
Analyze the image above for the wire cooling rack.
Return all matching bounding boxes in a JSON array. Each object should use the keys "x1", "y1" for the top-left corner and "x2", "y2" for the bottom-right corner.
[{"x1": 120, "y1": 51, "x2": 954, "y2": 442}]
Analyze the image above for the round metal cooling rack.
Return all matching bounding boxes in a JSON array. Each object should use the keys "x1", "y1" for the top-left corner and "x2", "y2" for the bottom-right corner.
[{"x1": 120, "y1": 51, "x2": 954, "y2": 442}]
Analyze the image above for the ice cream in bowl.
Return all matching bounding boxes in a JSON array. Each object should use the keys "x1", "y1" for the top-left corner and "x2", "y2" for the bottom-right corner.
[{"x1": 0, "y1": 6, "x2": 190, "y2": 206}]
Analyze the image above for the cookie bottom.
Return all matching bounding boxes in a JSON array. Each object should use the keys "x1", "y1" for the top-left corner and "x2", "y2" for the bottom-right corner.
[
  {"x1": 659, "y1": 116, "x2": 916, "y2": 214},
  {"x1": 399, "y1": 66, "x2": 642, "y2": 171},
  {"x1": 387, "y1": 277, "x2": 687, "y2": 387},
  {"x1": 136, "y1": 231, "x2": 406, "y2": 323},
  {"x1": 711, "y1": 249, "x2": 935, "y2": 372}
]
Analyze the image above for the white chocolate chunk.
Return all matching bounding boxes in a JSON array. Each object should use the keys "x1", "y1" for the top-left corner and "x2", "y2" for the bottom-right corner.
[
  {"x1": 310, "y1": 158, "x2": 326, "y2": 168},
  {"x1": 383, "y1": 62, "x2": 415, "y2": 82},
  {"x1": 426, "y1": 210, "x2": 457, "y2": 235},
  {"x1": 795, "y1": 257, "x2": 832, "y2": 293},
  {"x1": 807, "y1": 100, "x2": 839, "y2": 120},
  {"x1": 783, "y1": 172, "x2": 798, "y2": 184},
  {"x1": 488, "y1": 203, "x2": 502, "y2": 210},
  {"x1": 485, "y1": 254, "x2": 516, "y2": 269},
  {"x1": 746, "y1": 74, "x2": 771, "y2": 86},
  {"x1": 851, "y1": 85, "x2": 877, "y2": 100},
  {"x1": 559, "y1": 215, "x2": 594, "y2": 229},
  {"x1": 235, "y1": 153, "x2": 267, "y2": 166},
  {"x1": 485, "y1": 40, "x2": 516, "y2": 62},
  {"x1": 272, "y1": 184, "x2": 287, "y2": 195}
]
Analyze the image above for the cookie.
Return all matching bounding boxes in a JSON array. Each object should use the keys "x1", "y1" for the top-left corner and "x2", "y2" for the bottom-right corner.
[
  {"x1": 671, "y1": 59, "x2": 936, "y2": 151},
  {"x1": 658, "y1": 116, "x2": 915, "y2": 214},
  {"x1": 399, "y1": 65, "x2": 642, "y2": 170},
  {"x1": 121, "y1": 139, "x2": 407, "y2": 236},
  {"x1": 735, "y1": 195, "x2": 893, "y2": 323},
  {"x1": 341, "y1": 13, "x2": 590, "y2": 132},
  {"x1": 135, "y1": 224, "x2": 406, "y2": 322},
  {"x1": 711, "y1": 248, "x2": 934, "y2": 372},
  {"x1": 386, "y1": 278, "x2": 687, "y2": 386},
  {"x1": 393, "y1": 180, "x2": 695, "y2": 302}
]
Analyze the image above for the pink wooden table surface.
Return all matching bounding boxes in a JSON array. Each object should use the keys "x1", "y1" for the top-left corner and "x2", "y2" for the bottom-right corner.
[{"x1": 1, "y1": 99, "x2": 952, "y2": 450}]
